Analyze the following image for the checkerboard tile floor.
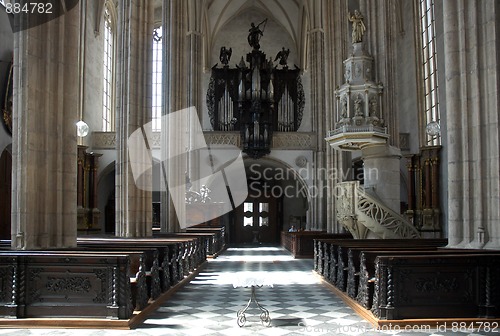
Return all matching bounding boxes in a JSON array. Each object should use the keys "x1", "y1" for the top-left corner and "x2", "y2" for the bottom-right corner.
[{"x1": 0, "y1": 245, "x2": 497, "y2": 336}]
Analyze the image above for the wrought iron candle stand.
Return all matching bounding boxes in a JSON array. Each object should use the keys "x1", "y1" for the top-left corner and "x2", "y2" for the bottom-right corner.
[
  {"x1": 236, "y1": 284, "x2": 271, "y2": 327},
  {"x1": 233, "y1": 271, "x2": 273, "y2": 327}
]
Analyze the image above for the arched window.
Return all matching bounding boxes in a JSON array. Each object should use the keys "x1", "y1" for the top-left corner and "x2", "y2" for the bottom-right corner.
[
  {"x1": 102, "y1": 2, "x2": 115, "y2": 132},
  {"x1": 152, "y1": 26, "x2": 162, "y2": 131},
  {"x1": 418, "y1": 0, "x2": 441, "y2": 146}
]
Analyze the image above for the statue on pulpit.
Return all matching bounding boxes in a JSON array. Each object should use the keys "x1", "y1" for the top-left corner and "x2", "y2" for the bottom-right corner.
[{"x1": 348, "y1": 10, "x2": 366, "y2": 43}]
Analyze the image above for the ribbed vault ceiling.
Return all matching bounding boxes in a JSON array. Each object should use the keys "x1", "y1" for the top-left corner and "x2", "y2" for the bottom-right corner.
[{"x1": 205, "y1": 0, "x2": 303, "y2": 46}]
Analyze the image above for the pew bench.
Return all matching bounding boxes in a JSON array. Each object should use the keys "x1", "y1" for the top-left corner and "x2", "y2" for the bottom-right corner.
[
  {"x1": 283, "y1": 232, "x2": 352, "y2": 259},
  {"x1": 0, "y1": 252, "x2": 134, "y2": 319},
  {"x1": 152, "y1": 232, "x2": 209, "y2": 265},
  {"x1": 0, "y1": 249, "x2": 152, "y2": 311},
  {"x1": 77, "y1": 237, "x2": 204, "y2": 289},
  {"x1": 315, "y1": 238, "x2": 447, "y2": 288},
  {"x1": 77, "y1": 239, "x2": 181, "y2": 291},
  {"x1": 78, "y1": 247, "x2": 161, "y2": 304},
  {"x1": 355, "y1": 248, "x2": 500, "y2": 311},
  {"x1": 371, "y1": 253, "x2": 500, "y2": 320},
  {"x1": 185, "y1": 227, "x2": 226, "y2": 256}
]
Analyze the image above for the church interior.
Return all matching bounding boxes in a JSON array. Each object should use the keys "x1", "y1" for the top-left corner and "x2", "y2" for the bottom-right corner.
[{"x1": 0, "y1": 0, "x2": 500, "y2": 334}]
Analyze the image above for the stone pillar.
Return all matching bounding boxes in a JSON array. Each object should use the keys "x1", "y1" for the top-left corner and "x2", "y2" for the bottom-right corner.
[
  {"x1": 186, "y1": 0, "x2": 203, "y2": 203},
  {"x1": 11, "y1": 7, "x2": 79, "y2": 249},
  {"x1": 364, "y1": 0, "x2": 399, "y2": 148},
  {"x1": 443, "y1": 0, "x2": 500, "y2": 249},
  {"x1": 161, "y1": 0, "x2": 188, "y2": 232},
  {"x1": 307, "y1": 0, "x2": 327, "y2": 231},
  {"x1": 362, "y1": 145, "x2": 402, "y2": 213},
  {"x1": 324, "y1": 0, "x2": 350, "y2": 233},
  {"x1": 115, "y1": 0, "x2": 154, "y2": 237}
]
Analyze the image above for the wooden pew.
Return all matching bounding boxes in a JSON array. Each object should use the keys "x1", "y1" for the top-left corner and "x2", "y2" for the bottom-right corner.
[
  {"x1": 77, "y1": 237, "x2": 203, "y2": 290},
  {"x1": 282, "y1": 232, "x2": 352, "y2": 259},
  {"x1": 356, "y1": 248, "x2": 500, "y2": 311},
  {"x1": 0, "y1": 252, "x2": 134, "y2": 319},
  {"x1": 185, "y1": 227, "x2": 226, "y2": 256},
  {"x1": 152, "y1": 232, "x2": 209, "y2": 267},
  {"x1": 77, "y1": 238, "x2": 180, "y2": 291},
  {"x1": 80, "y1": 246, "x2": 160, "y2": 303},
  {"x1": 346, "y1": 246, "x2": 434, "y2": 301},
  {"x1": 371, "y1": 253, "x2": 500, "y2": 320},
  {"x1": 316, "y1": 239, "x2": 447, "y2": 291},
  {"x1": 0, "y1": 249, "x2": 151, "y2": 311}
]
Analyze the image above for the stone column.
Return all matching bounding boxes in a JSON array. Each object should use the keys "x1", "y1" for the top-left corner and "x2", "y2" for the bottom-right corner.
[
  {"x1": 11, "y1": 7, "x2": 79, "y2": 249},
  {"x1": 115, "y1": 0, "x2": 154, "y2": 237},
  {"x1": 325, "y1": 0, "x2": 350, "y2": 233},
  {"x1": 161, "y1": 0, "x2": 188, "y2": 232},
  {"x1": 365, "y1": 0, "x2": 399, "y2": 147},
  {"x1": 306, "y1": 0, "x2": 327, "y2": 231},
  {"x1": 186, "y1": 0, "x2": 203, "y2": 201},
  {"x1": 443, "y1": 0, "x2": 500, "y2": 249},
  {"x1": 361, "y1": 145, "x2": 402, "y2": 213}
]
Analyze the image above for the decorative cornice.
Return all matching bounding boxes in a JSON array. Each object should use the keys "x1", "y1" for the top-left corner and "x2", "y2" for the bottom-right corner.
[
  {"x1": 92, "y1": 131, "x2": 316, "y2": 151},
  {"x1": 272, "y1": 132, "x2": 316, "y2": 150},
  {"x1": 203, "y1": 131, "x2": 240, "y2": 147},
  {"x1": 92, "y1": 132, "x2": 116, "y2": 149}
]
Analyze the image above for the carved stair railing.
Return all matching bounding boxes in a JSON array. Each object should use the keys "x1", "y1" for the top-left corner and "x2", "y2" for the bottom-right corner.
[{"x1": 336, "y1": 181, "x2": 420, "y2": 239}]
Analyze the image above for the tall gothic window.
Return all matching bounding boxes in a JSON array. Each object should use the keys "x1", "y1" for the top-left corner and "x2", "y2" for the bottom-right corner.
[
  {"x1": 152, "y1": 26, "x2": 162, "y2": 131},
  {"x1": 102, "y1": 2, "x2": 115, "y2": 131},
  {"x1": 418, "y1": 0, "x2": 441, "y2": 146}
]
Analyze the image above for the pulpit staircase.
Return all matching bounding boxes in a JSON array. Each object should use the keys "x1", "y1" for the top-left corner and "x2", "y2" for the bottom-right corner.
[{"x1": 336, "y1": 181, "x2": 420, "y2": 239}]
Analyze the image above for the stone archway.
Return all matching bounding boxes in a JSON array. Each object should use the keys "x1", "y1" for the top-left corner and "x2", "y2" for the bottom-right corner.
[{"x1": 97, "y1": 162, "x2": 115, "y2": 234}]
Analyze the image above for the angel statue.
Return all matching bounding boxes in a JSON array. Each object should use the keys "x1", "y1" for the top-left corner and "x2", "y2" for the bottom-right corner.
[
  {"x1": 219, "y1": 46, "x2": 232, "y2": 66},
  {"x1": 348, "y1": 10, "x2": 366, "y2": 43},
  {"x1": 248, "y1": 19, "x2": 267, "y2": 50},
  {"x1": 274, "y1": 47, "x2": 290, "y2": 68}
]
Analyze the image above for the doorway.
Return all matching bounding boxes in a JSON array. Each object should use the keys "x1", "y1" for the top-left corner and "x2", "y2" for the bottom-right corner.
[
  {"x1": 227, "y1": 158, "x2": 310, "y2": 245},
  {"x1": 233, "y1": 195, "x2": 279, "y2": 244}
]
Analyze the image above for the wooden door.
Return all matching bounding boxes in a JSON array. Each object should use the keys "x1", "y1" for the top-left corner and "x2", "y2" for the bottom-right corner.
[{"x1": 232, "y1": 196, "x2": 278, "y2": 244}]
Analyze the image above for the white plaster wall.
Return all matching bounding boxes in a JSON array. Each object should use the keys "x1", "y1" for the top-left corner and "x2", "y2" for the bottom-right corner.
[
  {"x1": 394, "y1": 2, "x2": 420, "y2": 209},
  {"x1": 396, "y1": 1, "x2": 420, "y2": 156},
  {"x1": 84, "y1": 1, "x2": 107, "y2": 139},
  {"x1": 268, "y1": 150, "x2": 314, "y2": 188},
  {"x1": 267, "y1": 150, "x2": 313, "y2": 230}
]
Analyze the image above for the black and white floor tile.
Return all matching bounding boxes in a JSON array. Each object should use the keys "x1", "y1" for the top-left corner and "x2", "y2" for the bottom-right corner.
[{"x1": 0, "y1": 245, "x2": 497, "y2": 336}]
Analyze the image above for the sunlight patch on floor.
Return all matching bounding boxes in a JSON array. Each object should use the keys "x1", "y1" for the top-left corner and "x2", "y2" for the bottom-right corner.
[
  {"x1": 212, "y1": 254, "x2": 295, "y2": 262},
  {"x1": 190, "y1": 270, "x2": 320, "y2": 286}
]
